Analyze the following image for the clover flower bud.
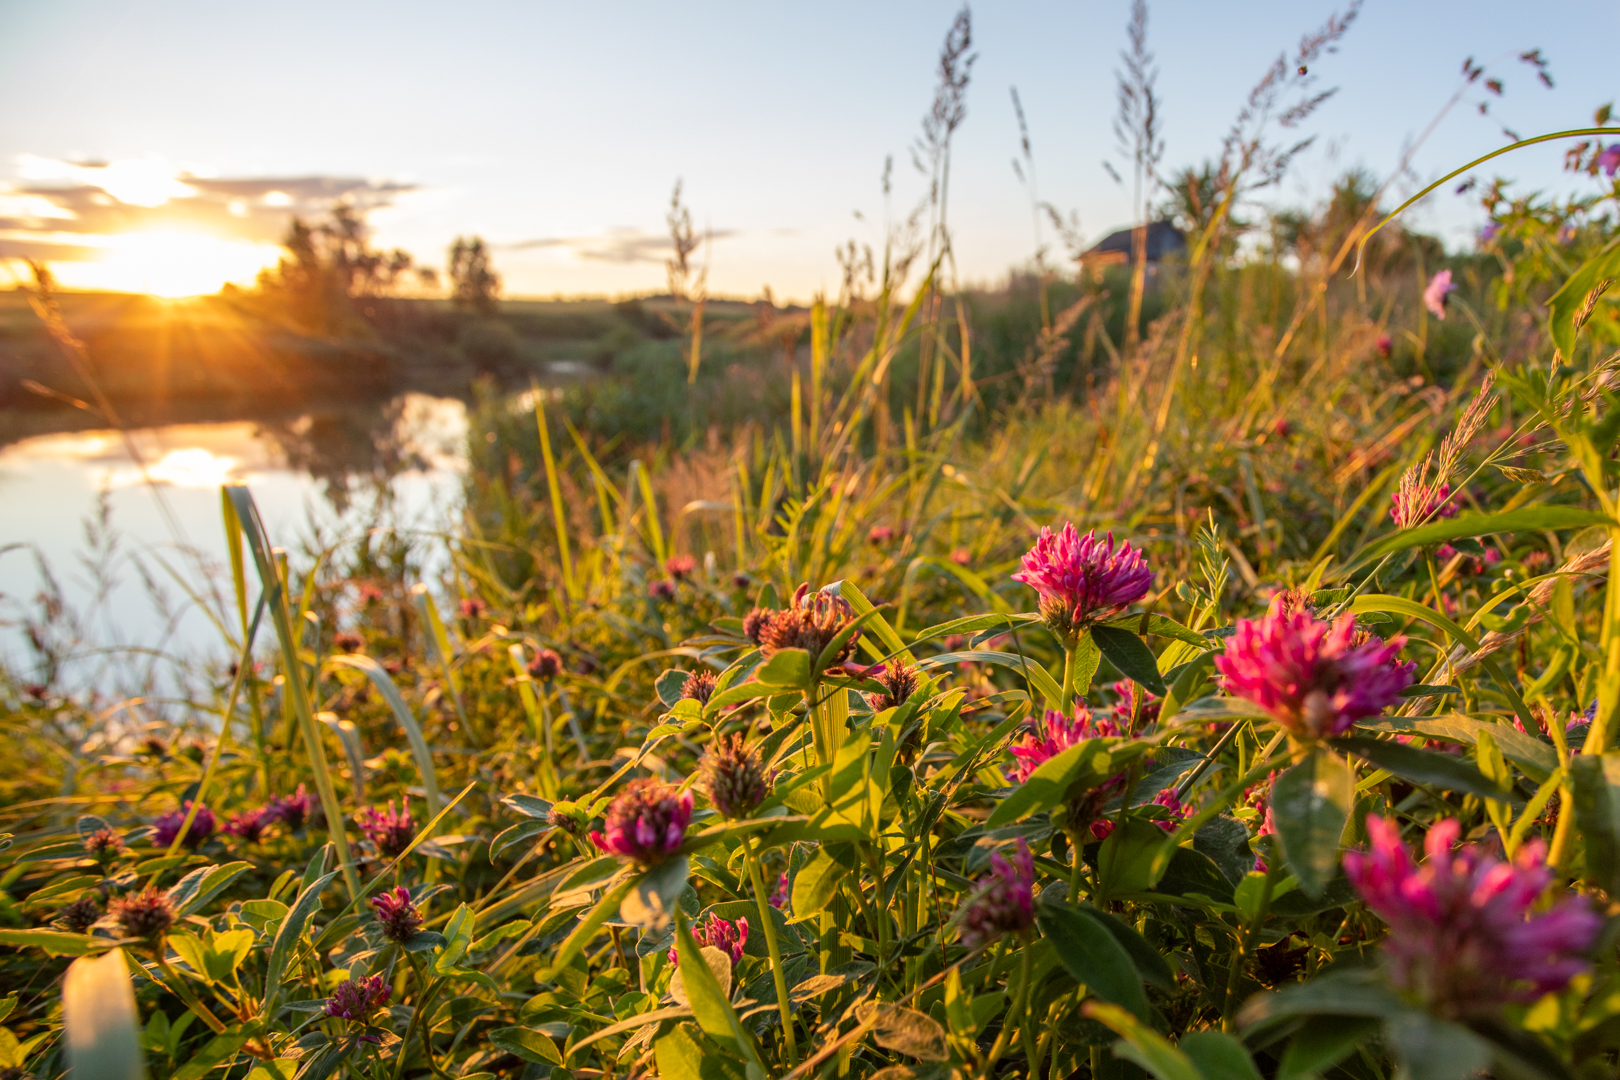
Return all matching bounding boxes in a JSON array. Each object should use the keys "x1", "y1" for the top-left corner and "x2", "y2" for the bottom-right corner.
[
  {"x1": 324, "y1": 974, "x2": 391, "y2": 1022},
  {"x1": 224, "y1": 807, "x2": 272, "y2": 844},
  {"x1": 665, "y1": 554, "x2": 697, "y2": 581},
  {"x1": 267, "y1": 785, "x2": 314, "y2": 831},
  {"x1": 757, "y1": 583, "x2": 860, "y2": 668},
  {"x1": 681, "y1": 670, "x2": 718, "y2": 706},
  {"x1": 357, "y1": 801, "x2": 416, "y2": 858},
  {"x1": 527, "y1": 647, "x2": 563, "y2": 681},
  {"x1": 742, "y1": 607, "x2": 773, "y2": 645},
  {"x1": 669, "y1": 913, "x2": 749, "y2": 966},
  {"x1": 957, "y1": 839, "x2": 1035, "y2": 949},
  {"x1": 1012, "y1": 525, "x2": 1152, "y2": 640},
  {"x1": 153, "y1": 802, "x2": 215, "y2": 849},
  {"x1": 701, "y1": 734, "x2": 770, "y2": 819},
  {"x1": 56, "y1": 895, "x2": 102, "y2": 933},
  {"x1": 371, "y1": 886, "x2": 424, "y2": 944},
  {"x1": 111, "y1": 886, "x2": 175, "y2": 941},
  {"x1": 590, "y1": 779, "x2": 693, "y2": 865},
  {"x1": 83, "y1": 828, "x2": 125, "y2": 862}
]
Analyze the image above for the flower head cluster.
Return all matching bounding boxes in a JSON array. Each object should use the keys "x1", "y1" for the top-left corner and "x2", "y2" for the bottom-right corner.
[
  {"x1": 83, "y1": 827, "x2": 125, "y2": 862},
  {"x1": 1013, "y1": 525, "x2": 1152, "y2": 638},
  {"x1": 590, "y1": 779, "x2": 693, "y2": 864},
  {"x1": 1344, "y1": 816, "x2": 1601, "y2": 1016},
  {"x1": 868, "y1": 525, "x2": 895, "y2": 546},
  {"x1": 1598, "y1": 143, "x2": 1620, "y2": 178},
  {"x1": 224, "y1": 807, "x2": 272, "y2": 844},
  {"x1": 1423, "y1": 269, "x2": 1457, "y2": 320},
  {"x1": 56, "y1": 895, "x2": 102, "y2": 933},
  {"x1": 680, "y1": 669, "x2": 718, "y2": 705},
  {"x1": 742, "y1": 607, "x2": 773, "y2": 645},
  {"x1": 670, "y1": 913, "x2": 749, "y2": 966},
  {"x1": 458, "y1": 597, "x2": 487, "y2": 620},
  {"x1": 371, "y1": 886, "x2": 424, "y2": 944},
  {"x1": 325, "y1": 974, "x2": 391, "y2": 1022},
  {"x1": 357, "y1": 801, "x2": 416, "y2": 859},
  {"x1": 864, "y1": 662, "x2": 922, "y2": 712},
  {"x1": 771, "y1": 872, "x2": 789, "y2": 909},
  {"x1": 268, "y1": 785, "x2": 314, "y2": 831},
  {"x1": 1215, "y1": 597, "x2": 1414, "y2": 740},
  {"x1": 1008, "y1": 705, "x2": 1122, "y2": 783},
  {"x1": 665, "y1": 554, "x2": 697, "y2": 581},
  {"x1": 110, "y1": 886, "x2": 175, "y2": 941},
  {"x1": 701, "y1": 734, "x2": 770, "y2": 818},
  {"x1": 1090, "y1": 789, "x2": 1189, "y2": 842},
  {"x1": 1114, "y1": 680, "x2": 1160, "y2": 726},
  {"x1": 153, "y1": 802, "x2": 215, "y2": 849},
  {"x1": 648, "y1": 579, "x2": 677, "y2": 602},
  {"x1": 528, "y1": 647, "x2": 563, "y2": 681},
  {"x1": 757, "y1": 584, "x2": 861, "y2": 668},
  {"x1": 957, "y1": 838, "x2": 1036, "y2": 949}
]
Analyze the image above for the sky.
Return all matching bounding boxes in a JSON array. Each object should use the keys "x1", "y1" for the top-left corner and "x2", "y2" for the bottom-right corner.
[{"x1": 1, "y1": 0, "x2": 1616, "y2": 301}]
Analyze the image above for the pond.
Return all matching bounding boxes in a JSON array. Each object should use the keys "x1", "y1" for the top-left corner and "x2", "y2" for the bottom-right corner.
[{"x1": 0, "y1": 393, "x2": 468, "y2": 693}]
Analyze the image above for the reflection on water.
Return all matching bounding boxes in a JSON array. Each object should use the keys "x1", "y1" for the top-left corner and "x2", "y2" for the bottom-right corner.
[{"x1": 0, "y1": 392, "x2": 467, "y2": 690}]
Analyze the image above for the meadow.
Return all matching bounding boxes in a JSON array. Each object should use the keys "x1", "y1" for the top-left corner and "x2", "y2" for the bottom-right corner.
[{"x1": 5, "y1": 10, "x2": 1620, "y2": 1080}]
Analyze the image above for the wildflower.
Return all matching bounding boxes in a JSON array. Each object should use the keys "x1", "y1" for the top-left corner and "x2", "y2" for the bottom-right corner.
[
  {"x1": 371, "y1": 886, "x2": 424, "y2": 944},
  {"x1": 1272, "y1": 587, "x2": 1315, "y2": 616},
  {"x1": 1423, "y1": 269, "x2": 1457, "y2": 320},
  {"x1": 1599, "y1": 143, "x2": 1620, "y2": 178},
  {"x1": 1215, "y1": 596, "x2": 1414, "y2": 741},
  {"x1": 1091, "y1": 788, "x2": 1189, "y2": 841},
  {"x1": 110, "y1": 886, "x2": 175, "y2": 941},
  {"x1": 1344, "y1": 816, "x2": 1601, "y2": 1016},
  {"x1": 957, "y1": 838, "x2": 1036, "y2": 949},
  {"x1": 224, "y1": 807, "x2": 272, "y2": 844},
  {"x1": 742, "y1": 607, "x2": 773, "y2": 645},
  {"x1": 731, "y1": 572, "x2": 752, "y2": 589},
  {"x1": 950, "y1": 547, "x2": 972, "y2": 566},
  {"x1": 1012, "y1": 525, "x2": 1153, "y2": 640},
  {"x1": 701, "y1": 734, "x2": 770, "y2": 818},
  {"x1": 357, "y1": 801, "x2": 416, "y2": 858},
  {"x1": 868, "y1": 525, "x2": 895, "y2": 545},
  {"x1": 56, "y1": 895, "x2": 101, "y2": 933},
  {"x1": 1376, "y1": 335, "x2": 1392, "y2": 358},
  {"x1": 757, "y1": 584, "x2": 861, "y2": 667},
  {"x1": 1390, "y1": 474, "x2": 1458, "y2": 529},
  {"x1": 1272, "y1": 418, "x2": 1293, "y2": 438},
  {"x1": 355, "y1": 581, "x2": 386, "y2": 605},
  {"x1": 141, "y1": 736, "x2": 168, "y2": 758},
  {"x1": 648, "y1": 579, "x2": 676, "y2": 602},
  {"x1": 83, "y1": 828, "x2": 125, "y2": 862},
  {"x1": 153, "y1": 803, "x2": 215, "y2": 850},
  {"x1": 670, "y1": 913, "x2": 749, "y2": 966},
  {"x1": 680, "y1": 669, "x2": 718, "y2": 705},
  {"x1": 590, "y1": 779, "x2": 693, "y2": 864},
  {"x1": 1114, "y1": 680, "x2": 1160, "y2": 725},
  {"x1": 324, "y1": 974, "x2": 391, "y2": 1022},
  {"x1": 771, "y1": 872, "x2": 789, "y2": 909},
  {"x1": 458, "y1": 597, "x2": 486, "y2": 619},
  {"x1": 1008, "y1": 705, "x2": 1122, "y2": 783},
  {"x1": 527, "y1": 647, "x2": 563, "y2": 681},
  {"x1": 865, "y1": 662, "x2": 922, "y2": 711},
  {"x1": 267, "y1": 785, "x2": 314, "y2": 831},
  {"x1": 1479, "y1": 222, "x2": 1499, "y2": 244},
  {"x1": 665, "y1": 554, "x2": 697, "y2": 581},
  {"x1": 334, "y1": 631, "x2": 364, "y2": 653}
]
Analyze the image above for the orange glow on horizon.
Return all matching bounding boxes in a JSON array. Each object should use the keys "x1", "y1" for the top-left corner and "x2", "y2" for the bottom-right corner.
[{"x1": 26, "y1": 230, "x2": 285, "y2": 298}]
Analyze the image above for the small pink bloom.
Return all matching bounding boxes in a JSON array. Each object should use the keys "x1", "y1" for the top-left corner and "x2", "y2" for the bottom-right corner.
[
  {"x1": 1007, "y1": 705, "x2": 1122, "y2": 783},
  {"x1": 1114, "y1": 680, "x2": 1161, "y2": 725},
  {"x1": 1376, "y1": 335, "x2": 1393, "y2": 358},
  {"x1": 357, "y1": 801, "x2": 416, "y2": 858},
  {"x1": 590, "y1": 779, "x2": 693, "y2": 865},
  {"x1": 648, "y1": 579, "x2": 676, "y2": 602},
  {"x1": 670, "y1": 913, "x2": 749, "y2": 965},
  {"x1": 224, "y1": 807, "x2": 271, "y2": 844},
  {"x1": 325, "y1": 974, "x2": 391, "y2": 1022},
  {"x1": 371, "y1": 886, "x2": 424, "y2": 943},
  {"x1": 1090, "y1": 788, "x2": 1188, "y2": 841},
  {"x1": 1013, "y1": 525, "x2": 1153, "y2": 633},
  {"x1": 867, "y1": 525, "x2": 895, "y2": 545},
  {"x1": 1344, "y1": 817, "x2": 1600, "y2": 1015},
  {"x1": 267, "y1": 785, "x2": 314, "y2": 830},
  {"x1": 950, "y1": 547, "x2": 972, "y2": 566},
  {"x1": 458, "y1": 597, "x2": 487, "y2": 619},
  {"x1": 771, "y1": 872, "x2": 789, "y2": 909},
  {"x1": 1423, "y1": 269, "x2": 1457, "y2": 320},
  {"x1": 1215, "y1": 597, "x2": 1414, "y2": 740},
  {"x1": 665, "y1": 554, "x2": 697, "y2": 581},
  {"x1": 1390, "y1": 476, "x2": 1457, "y2": 529},
  {"x1": 153, "y1": 802, "x2": 215, "y2": 849},
  {"x1": 1599, "y1": 143, "x2": 1620, "y2": 179},
  {"x1": 958, "y1": 838, "x2": 1035, "y2": 948}
]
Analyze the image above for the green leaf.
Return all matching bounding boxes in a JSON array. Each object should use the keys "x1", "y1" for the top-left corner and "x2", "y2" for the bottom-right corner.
[
  {"x1": 917, "y1": 650, "x2": 1065, "y2": 709},
  {"x1": 1548, "y1": 235, "x2": 1620, "y2": 359},
  {"x1": 619, "y1": 855, "x2": 690, "y2": 930},
  {"x1": 491, "y1": 819, "x2": 547, "y2": 861},
  {"x1": 985, "y1": 738, "x2": 1156, "y2": 828},
  {"x1": 673, "y1": 910, "x2": 762, "y2": 1070},
  {"x1": 1331, "y1": 736, "x2": 1510, "y2": 802},
  {"x1": 1099, "y1": 614, "x2": 1209, "y2": 648},
  {"x1": 792, "y1": 844, "x2": 853, "y2": 915},
  {"x1": 1571, "y1": 753, "x2": 1620, "y2": 895},
  {"x1": 854, "y1": 1002, "x2": 948, "y2": 1061},
  {"x1": 546, "y1": 876, "x2": 635, "y2": 978},
  {"x1": 655, "y1": 1023, "x2": 746, "y2": 1080},
  {"x1": 1091, "y1": 626, "x2": 1167, "y2": 696},
  {"x1": 0, "y1": 928, "x2": 104, "y2": 956},
  {"x1": 172, "y1": 1028, "x2": 249, "y2": 1080},
  {"x1": 1072, "y1": 904, "x2": 1176, "y2": 992},
  {"x1": 1037, "y1": 900, "x2": 1152, "y2": 1021},
  {"x1": 489, "y1": 1026, "x2": 564, "y2": 1066},
  {"x1": 1358, "y1": 506, "x2": 1614, "y2": 563},
  {"x1": 1356, "y1": 714, "x2": 1558, "y2": 782},
  {"x1": 913, "y1": 613, "x2": 1041, "y2": 646},
  {"x1": 1178, "y1": 1032, "x2": 1262, "y2": 1080},
  {"x1": 1277, "y1": 1016, "x2": 1381, "y2": 1080},
  {"x1": 432, "y1": 903, "x2": 477, "y2": 975},
  {"x1": 755, "y1": 648, "x2": 812, "y2": 690},
  {"x1": 263, "y1": 871, "x2": 337, "y2": 1015},
  {"x1": 1237, "y1": 967, "x2": 1407, "y2": 1026},
  {"x1": 1384, "y1": 1014, "x2": 1491, "y2": 1080},
  {"x1": 167, "y1": 861, "x2": 252, "y2": 918},
  {"x1": 1271, "y1": 748, "x2": 1354, "y2": 898},
  {"x1": 1083, "y1": 1001, "x2": 1200, "y2": 1080}
]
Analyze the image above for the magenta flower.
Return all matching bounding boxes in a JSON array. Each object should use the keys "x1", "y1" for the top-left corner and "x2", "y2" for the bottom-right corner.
[
  {"x1": 224, "y1": 807, "x2": 271, "y2": 844},
  {"x1": 153, "y1": 802, "x2": 215, "y2": 849},
  {"x1": 1599, "y1": 143, "x2": 1620, "y2": 179},
  {"x1": 867, "y1": 525, "x2": 895, "y2": 545},
  {"x1": 1344, "y1": 816, "x2": 1600, "y2": 1016},
  {"x1": 950, "y1": 547, "x2": 972, "y2": 566},
  {"x1": 1376, "y1": 335, "x2": 1393, "y2": 358},
  {"x1": 110, "y1": 885, "x2": 176, "y2": 941},
  {"x1": 1114, "y1": 680, "x2": 1161, "y2": 725},
  {"x1": 590, "y1": 779, "x2": 693, "y2": 865},
  {"x1": 267, "y1": 785, "x2": 314, "y2": 831},
  {"x1": 357, "y1": 801, "x2": 416, "y2": 858},
  {"x1": 458, "y1": 597, "x2": 487, "y2": 619},
  {"x1": 665, "y1": 554, "x2": 697, "y2": 581},
  {"x1": 371, "y1": 886, "x2": 424, "y2": 944},
  {"x1": 1092, "y1": 788, "x2": 1190, "y2": 841},
  {"x1": 957, "y1": 838, "x2": 1036, "y2": 949},
  {"x1": 771, "y1": 872, "x2": 789, "y2": 909},
  {"x1": 324, "y1": 974, "x2": 391, "y2": 1022},
  {"x1": 1423, "y1": 269, "x2": 1457, "y2": 319},
  {"x1": 669, "y1": 913, "x2": 749, "y2": 966},
  {"x1": 1215, "y1": 597, "x2": 1414, "y2": 740},
  {"x1": 527, "y1": 647, "x2": 563, "y2": 681},
  {"x1": 648, "y1": 579, "x2": 677, "y2": 602},
  {"x1": 1479, "y1": 222, "x2": 1500, "y2": 244},
  {"x1": 1008, "y1": 705, "x2": 1122, "y2": 783},
  {"x1": 1013, "y1": 525, "x2": 1152, "y2": 636}
]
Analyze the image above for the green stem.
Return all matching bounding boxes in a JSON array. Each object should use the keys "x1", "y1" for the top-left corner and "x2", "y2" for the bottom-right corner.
[
  {"x1": 1059, "y1": 642, "x2": 1078, "y2": 714},
  {"x1": 985, "y1": 935, "x2": 1034, "y2": 1072},
  {"x1": 745, "y1": 839, "x2": 798, "y2": 1065}
]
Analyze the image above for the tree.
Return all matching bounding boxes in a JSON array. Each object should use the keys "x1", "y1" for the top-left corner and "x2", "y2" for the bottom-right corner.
[
  {"x1": 448, "y1": 237, "x2": 500, "y2": 315},
  {"x1": 254, "y1": 204, "x2": 415, "y2": 335}
]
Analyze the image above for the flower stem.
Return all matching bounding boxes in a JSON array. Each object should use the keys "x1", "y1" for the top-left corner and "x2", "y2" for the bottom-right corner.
[
  {"x1": 744, "y1": 838, "x2": 798, "y2": 1065},
  {"x1": 985, "y1": 935, "x2": 1034, "y2": 1071},
  {"x1": 1059, "y1": 641, "x2": 1078, "y2": 714}
]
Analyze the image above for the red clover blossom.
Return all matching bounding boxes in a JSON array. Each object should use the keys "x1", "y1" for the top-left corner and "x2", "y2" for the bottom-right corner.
[
  {"x1": 957, "y1": 838, "x2": 1036, "y2": 949},
  {"x1": 371, "y1": 886, "x2": 424, "y2": 944},
  {"x1": 669, "y1": 913, "x2": 749, "y2": 966},
  {"x1": 590, "y1": 779, "x2": 693, "y2": 865},
  {"x1": 1013, "y1": 525, "x2": 1152, "y2": 638},
  {"x1": 324, "y1": 974, "x2": 391, "y2": 1022},
  {"x1": 1007, "y1": 705, "x2": 1122, "y2": 783},
  {"x1": 357, "y1": 801, "x2": 416, "y2": 858},
  {"x1": 153, "y1": 802, "x2": 215, "y2": 849}
]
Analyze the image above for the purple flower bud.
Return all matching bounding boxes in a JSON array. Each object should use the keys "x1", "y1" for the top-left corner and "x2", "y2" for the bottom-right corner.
[
  {"x1": 153, "y1": 802, "x2": 215, "y2": 849},
  {"x1": 224, "y1": 807, "x2": 272, "y2": 844},
  {"x1": 1599, "y1": 143, "x2": 1620, "y2": 179},
  {"x1": 357, "y1": 801, "x2": 416, "y2": 858},
  {"x1": 649, "y1": 579, "x2": 677, "y2": 602},
  {"x1": 770, "y1": 872, "x2": 789, "y2": 909},
  {"x1": 371, "y1": 886, "x2": 424, "y2": 943},
  {"x1": 665, "y1": 554, "x2": 698, "y2": 581},
  {"x1": 590, "y1": 779, "x2": 693, "y2": 865},
  {"x1": 83, "y1": 828, "x2": 125, "y2": 861},
  {"x1": 701, "y1": 734, "x2": 770, "y2": 818},
  {"x1": 1013, "y1": 525, "x2": 1152, "y2": 638},
  {"x1": 324, "y1": 974, "x2": 391, "y2": 1022},
  {"x1": 742, "y1": 607, "x2": 773, "y2": 644},
  {"x1": 56, "y1": 895, "x2": 102, "y2": 933},
  {"x1": 669, "y1": 913, "x2": 749, "y2": 966},
  {"x1": 267, "y1": 785, "x2": 314, "y2": 831},
  {"x1": 756, "y1": 584, "x2": 861, "y2": 668},
  {"x1": 527, "y1": 647, "x2": 563, "y2": 681},
  {"x1": 110, "y1": 885, "x2": 175, "y2": 941},
  {"x1": 957, "y1": 838, "x2": 1035, "y2": 949},
  {"x1": 681, "y1": 669, "x2": 718, "y2": 705}
]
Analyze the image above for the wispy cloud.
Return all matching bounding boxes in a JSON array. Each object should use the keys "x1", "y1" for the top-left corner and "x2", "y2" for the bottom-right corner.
[{"x1": 502, "y1": 227, "x2": 737, "y2": 265}]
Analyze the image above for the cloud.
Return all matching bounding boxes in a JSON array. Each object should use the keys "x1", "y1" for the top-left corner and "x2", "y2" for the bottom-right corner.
[
  {"x1": 502, "y1": 227, "x2": 737, "y2": 265},
  {"x1": 1, "y1": 154, "x2": 420, "y2": 261}
]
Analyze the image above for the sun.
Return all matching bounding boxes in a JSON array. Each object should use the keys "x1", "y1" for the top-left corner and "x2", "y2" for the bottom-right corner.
[{"x1": 45, "y1": 230, "x2": 285, "y2": 298}]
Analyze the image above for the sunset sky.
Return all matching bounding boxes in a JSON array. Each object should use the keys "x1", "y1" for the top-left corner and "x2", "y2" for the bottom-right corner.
[{"x1": 2, "y1": 0, "x2": 1616, "y2": 301}]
